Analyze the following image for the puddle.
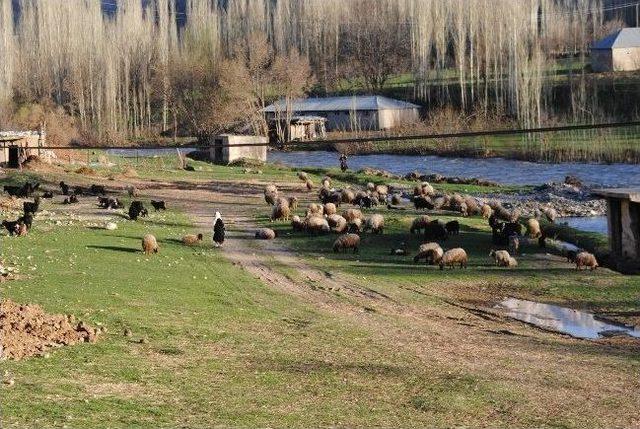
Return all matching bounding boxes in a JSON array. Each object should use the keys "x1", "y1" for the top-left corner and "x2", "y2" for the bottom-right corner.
[{"x1": 495, "y1": 298, "x2": 640, "y2": 340}]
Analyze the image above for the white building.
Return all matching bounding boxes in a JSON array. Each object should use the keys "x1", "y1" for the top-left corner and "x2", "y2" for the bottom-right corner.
[
  {"x1": 262, "y1": 95, "x2": 421, "y2": 132},
  {"x1": 591, "y1": 28, "x2": 640, "y2": 72}
]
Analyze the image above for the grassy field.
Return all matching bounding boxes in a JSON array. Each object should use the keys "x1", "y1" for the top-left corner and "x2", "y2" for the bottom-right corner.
[{"x1": 1, "y1": 161, "x2": 640, "y2": 428}]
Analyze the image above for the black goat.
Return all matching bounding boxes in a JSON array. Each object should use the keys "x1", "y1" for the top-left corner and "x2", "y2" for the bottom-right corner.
[
  {"x1": 2, "y1": 219, "x2": 20, "y2": 235},
  {"x1": 63, "y1": 195, "x2": 79, "y2": 205},
  {"x1": 414, "y1": 195, "x2": 434, "y2": 210},
  {"x1": 150, "y1": 200, "x2": 167, "y2": 211},
  {"x1": 445, "y1": 220, "x2": 460, "y2": 236},
  {"x1": 59, "y1": 181, "x2": 70, "y2": 195},
  {"x1": 23, "y1": 197, "x2": 41, "y2": 215},
  {"x1": 98, "y1": 197, "x2": 123, "y2": 209},
  {"x1": 424, "y1": 220, "x2": 448, "y2": 241},
  {"x1": 128, "y1": 201, "x2": 148, "y2": 220},
  {"x1": 89, "y1": 184, "x2": 107, "y2": 195},
  {"x1": 4, "y1": 182, "x2": 39, "y2": 198},
  {"x1": 42, "y1": 191, "x2": 54, "y2": 199},
  {"x1": 18, "y1": 213, "x2": 33, "y2": 230}
]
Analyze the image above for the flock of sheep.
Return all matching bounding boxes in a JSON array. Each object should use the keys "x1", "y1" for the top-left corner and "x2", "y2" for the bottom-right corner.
[{"x1": 255, "y1": 171, "x2": 600, "y2": 271}]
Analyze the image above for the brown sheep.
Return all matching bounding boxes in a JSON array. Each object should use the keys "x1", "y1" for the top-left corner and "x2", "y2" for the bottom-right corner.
[
  {"x1": 327, "y1": 214, "x2": 348, "y2": 233},
  {"x1": 575, "y1": 252, "x2": 598, "y2": 270},
  {"x1": 341, "y1": 189, "x2": 356, "y2": 204},
  {"x1": 526, "y1": 218, "x2": 542, "y2": 239},
  {"x1": 439, "y1": 248, "x2": 468, "y2": 270},
  {"x1": 297, "y1": 171, "x2": 309, "y2": 182},
  {"x1": 264, "y1": 184, "x2": 278, "y2": 195},
  {"x1": 306, "y1": 216, "x2": 330, "y2": 234},
  {"x1": 142, "y1": 234, "x2": 159, "y2": 255},
  {"x1": 464, "y1": 196, "x2": 480, "y2": 216},
  {"x1": 342, "y1": 208, "x2": 364, "y2": 223},
  {"x1": 291, "y1": 215, "x2": 306, "y2": 232},
  {"x1": 348, "y1": 218, "x2": 364, "y2": 233},
  {"x1": 543, "y1": 207, "x2": 558, "y2": 223},
  {"x1": 255, "y1": 228, "x2": 277, "y2": 240},
  {"x1": 305, "y1": 180, "x2": 314, "y2": 191},
  {"x1": 264, "y1": 192, "x2": 278, "y2": 206},
  {"x1": 306, "y1": 203, "x2": 324, "y2": 217},
  {"x1": 365, "y1": 214, "x2": 384, "y2": 234},
  {"x1": 481, "y1": 204, "x2": 493, "y2": 219},
  {"x1": 391, "y1": 194, "x2": 403, "y2": 205},
  {"x1": 410, "y1": 215, "x2": 431, "y2": 234},
  {"x1": 489, "y1": 249, "x2": 512, "y2": 267},
  {"x1": 324, "y1": 203, "x2": 337, "y2": 216},
  {"x1": 321, "y1": 176, "x2": 331, "y2": 188},
  {"x1": 182, "y1": 233, "x2": 203, "y2": 245},
  {"x1": 271, "y1": 203, "x2": 291, "y2": 221},
  {"x1": 414, "y1": 242, "x2": 443, "y2": 265},
  {"x1": 333, "y1": 233, "x2": 360, "y2": 253}
]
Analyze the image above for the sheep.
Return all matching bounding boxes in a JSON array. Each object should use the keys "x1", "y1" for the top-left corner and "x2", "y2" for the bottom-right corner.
[
  {"x1": 526, "y1": 218, "x2": 542, "y2": 239},
  {"x1": 142, "y1": 234, "x2": 159, "y2": 255},
  {"x1": 464, "y1": 196, "x2": 480, "y2": 216},
  {"x1": 413, "y1": 195, "x2": 434, "y2": 210},
  {"x1": 297, "y1": 172, "x2": 309, "y2": 182},
  {"x1": 439, "y1": 248, "x2": 468, "y2": 270},
  {"x1": 326, "y1": 214, "x2": 348, "y2": 233},
  {"x1": 341, "y1": 189, "x2": 355, "y2": 204},
  {"x1": 356, "y1": 194, "x2": 377, "y2": 209},
  {"x1": 63, "y1": 195, "x2": 79, "y2": 205},
  {"x1": 264, "y1": 184, "x2": 278, "y2": 195},
  {"x1": 255, "y1": 228, "x2": 277, "y2": 240},
  {"x1": 333, "y1": 234, "x2": 360, "y2": 253},
  {"x1": 424, "y1": 220, "x2": 448, "y2": 241},
  {"x1": 98, "y1": 197, "x2": 123, "y2": 209},
  {"x1": 287, "y1": 196, "x2": 299, "y2": 210},
  {"x1": 410, "y1": 215, "x2": 431, "y2": 234},
  {"x1": 306, "y1": 216, "x2": 330, "y2": 235},
  {"x1": 348, "y1": 218, "x2": 363, "y2": 233},
  {"x1": 306, "y1": 203, "x2": 324, "y2": 217},
  {"x1": 390, "y1": 194, "x2": 402, "y2": 205},
  {"x1": 324, "y1": 203, "x2": 337, "y2": 216},
  {"x1": 182, "y1": 233, "x2": 203, "y2": 245},
  {"x1": 481, "y1": 204, "x2": 493, "y2": 219},
  {"x1": 264, "y1": 192, "x2": 278, "y2": 206},
  {"x1": 321, "y1": 176, "x2": 331, "y2": 188},
  {"x1": 507, "y1": 257, "x2": 518, "y2": 267},
  {"x1": 127, "y1": 186, "x2": 139, "y2": 198},
  {"x1": 374, "y1": 184, "x2": 388, "y2": 199},
  {"x1": 23, "y1": 197, "x2": 41, "y2": 215},
  {"x1": 342, "y1": 208, "x2": 364, "y2": 223},
  {"x1": 366, "y1": 182, "x2": 375, "y2": 192},
  {"x1": 305, "y1": 180, "x2": 314, "y2": 191},
  {"x1": 489, "y1": 249, "x2": 514, "y2": 267},
  {"x1": 445, "y1": 220, "x2": 460, "y2": 236},
  {"x1": 151, "y1": 200, "x2": 167, "y2": 211},
  {"x1": 364, "y1": 214, "x2": 384, "y2": 234},
  {"x1": 417, "y1": 182, "x2": 435, "y2": 196},
  {"x1": 413, "y1": 242, "x2": 443, "y2": 265},
  {"x1": 271, "y1": 203, "x2": 291, "y2": 221},
  {"x1": 291, "y1": 215, "x2": 306, "y2": 232},
  {"x1": 575, "y1": 251, "x2": 598, "y2": 270},
  {"x1": 321, "y1": 191, "x2": 342, "y2": 206},
  {"x1": 543, "y1": 207, "x2": 558, "y2": 223},
  {"x1": 508, "y1": 235, "x2": 520, "y2": 255},
  {"x1": 432, "y1": 195, "x2": 448, "y2": 210}
]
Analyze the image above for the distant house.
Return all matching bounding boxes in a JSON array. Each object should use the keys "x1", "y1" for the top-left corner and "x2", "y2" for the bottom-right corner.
[
  {"x1": 0, "y1": 131, "x2": 45, "y2": 168},
  {"x1": 207, "y1": 134, "x2": 267, "y2": 165},
  {"x1": 591, "y1": 27, "x2": 640, "y2": 72},
  {"x1": 262, "y1": 95, "x2": 421, "y2": 133}
]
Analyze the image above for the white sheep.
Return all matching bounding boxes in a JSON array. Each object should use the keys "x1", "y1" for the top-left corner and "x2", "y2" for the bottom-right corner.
[
  {"x1": 324, "y1": 203, "x2": 337, "y2": 216},
  {"x1": 414, "y1": 242, "x2": 443, "y2": 265},
  {"x1": 271, "y1": 203, "x2": 291, "y2": 221},
  {"x1": 255, "y1": 228, "x2": 277, "y2": 240},
  {"x1": 575, "y1": 251, "x2": 598, "y2": 270},
  {"x1": 333, "y1": 233, "x2": 360, "y2": 253},
  {"x1": 306, "y1": 216, "x2": 330, "y2": 234},
  {"x1": 526, "y1": 218, "x2": 542, "y2": 239},
  {"x1": 291, "y1": 215, "x2": 306, "y2": 232},
  {"x1": 142, "y1": 234, "x2": 159, "y2": 255},
  {"x1": 342, "y1": 208, "x2": 364, "y2": 223},
  {"x1": 365, "y1": 214, "x2": 384, "y2": 234},
  {"x1": 327, "y1": 214, "x2": 348, "y2": 233},
  {"x1": 439, "y1": 248, "x2": 468, "y2": 270}
]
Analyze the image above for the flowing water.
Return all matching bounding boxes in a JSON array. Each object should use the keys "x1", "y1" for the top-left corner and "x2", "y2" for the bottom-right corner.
[
  {"x1": 496, "y1": 298, "x2": 640, "y2": 340},
  {"x1": 268, "y1": 151, "x2": 640, "y2": 187}
]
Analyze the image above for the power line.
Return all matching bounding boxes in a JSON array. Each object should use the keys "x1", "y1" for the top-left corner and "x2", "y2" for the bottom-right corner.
[{"x1": 26, "y1": 120, "x2": 640, "y2": 150}]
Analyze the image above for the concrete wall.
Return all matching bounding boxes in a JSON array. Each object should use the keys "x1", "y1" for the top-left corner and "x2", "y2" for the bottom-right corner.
[
  {"x1": 208, "y1": 135, "x2": 267, "y2": 164},
  {"x1": 0, "y1": 134, "x2": 42, "y2": 165},
  {"x1": 591, "y1": 48, "x2": 640, "y2": 72},
  {"x1": 378, "y1": 108, "x2": 420, "y2": 130}
]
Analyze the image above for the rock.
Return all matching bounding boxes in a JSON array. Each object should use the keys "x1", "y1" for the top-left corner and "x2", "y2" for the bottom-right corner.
[{"x1": 105, "y1": 222, "x2": 118, "y2": 231}]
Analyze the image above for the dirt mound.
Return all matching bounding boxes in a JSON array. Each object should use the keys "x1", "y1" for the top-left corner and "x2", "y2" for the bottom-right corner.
[
  {"x1": 121, "y1": 166, "x2": 138, "y2": 178},
  {"x1": 75, "y1": 165, "x2": 96, "y2": 175},
  {"x1": 0, "y1": 196, "x2": 23, "y2": 211},
  {"x1": 0, "y1": 299, "x2": 99, "y2": 360}
]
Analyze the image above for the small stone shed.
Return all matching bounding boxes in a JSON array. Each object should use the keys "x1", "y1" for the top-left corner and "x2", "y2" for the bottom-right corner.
[
  {"x1": 262, "y1": 95, "x2": 420, "y2": 132},
  {"x1": 593, "y1": 188, "x2": 640, "y2": 273},
  {"x1": 207, "y1": 134, "x2": 267, "y2": 165},
  {"x1": 0, "y1": 131, "x2": 45, "y2": 168},
  {"x1": 268, "y1": 115, "x2": 327, "y2": 143},
  {"x1": 591, "y1": 27, "x2": 640, "y2": 72}
]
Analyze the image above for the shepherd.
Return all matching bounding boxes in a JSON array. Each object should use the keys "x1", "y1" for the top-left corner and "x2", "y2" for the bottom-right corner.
[
  {"x1": 339, "y1": 153, "x2": 348, "y2": 172},
  {"x1": 213, "y1": 211, "x2": 225, "y2": 247}
]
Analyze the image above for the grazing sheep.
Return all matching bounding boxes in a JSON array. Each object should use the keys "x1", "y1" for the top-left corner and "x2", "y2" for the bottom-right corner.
[
  {"x1": 508, "y1": 235, "x2": 520, "y2": 255},
  {"x1": 543, "y1": 207, "x2": 558, "y2": 223},
  {"x1": 305, "y1": 180, "x2": 314, "y2": 191},
  {"x1": 326, "y1": 214, "x2": 348, "y2": 233},
  {"x1": 321, "y1": 176, "x2": 331, "y2": 188},
  {"x1": 342, "y1": 208, "x2": 364, "y2": 223},
  {"x1": 23, "y1": 197, "x2": 41, "y2": 215},
  {"x1": 128, "y1": 201, "x2": 148, "y2": 221},
  {"x1": 182, "y1": 233, "x2": 203, "y2": 245},
  {"x1": 439, "y1": 248, "x2": 468, "y2": 270},
  {"x1": 481, "y1": 204, "x2": 493, "y2": 219},
  {"x1": 464, "y1": 196, "x2": 480, "y2": 216},
  {"x1": 374, "y1": 184, "x2": 388, "y2": 199},
  {"x1": 142, "y1": 234, "x2": 159, "y2": 255},
  {"x1": 356, "y1": 194, "x2": 377, "y2": 209},
  {"x1": 418, "y1": 182, "x2": 435, "y2": 196},
  {"x1": 364, "y1": 214, "x2": 384, "y2": 234},
  {"x1": 391, "y1": 194, "x2": 402, "y2": 205},
  {"x1": 432, "y1": 195, "x2": 448, "y2": 210},
  {"x1": 390, "y1": 242, "x2": 409, "y2": 256},
  {"x1": 445, "y1": 220, "x2": 460, "y2": 236},
  {"x1": 527, "y1": 218, "x2": 542, "y2": 239},
  {"x1": 333, "y1": 233, "x2": 360, "y2": 253},
  {"x1": 306, "y1": 216, "x2": 330, "y2": 234},
  {"x1": 213, "y1": 211, "x2": 225, "y2": 247},
  {"x1": 414, "y1": 242, "x2": 444, "y2": 265},
  {"x1": 321, "y1": 191, "x2": 342, "y2": 206},
  {"x1": 127, "y1": 186, "x2": 139, "y2": 198},
  {"x1": 63, "y1": 195, "x2": 79, "y2": 205},
  {"x1": 489, "y1": 249, "x2": 513, "y2": 267},
  {"x1": 413, "y1": 195, "x2": 434, "y2": 210},
  {"x1": 271, "y1": 203, "x2": 291, "y2": 221},
  {"x1": 151, "y1": 200, "x2": 167, "y2": 211},
  {"x1": 507, "y1": 257, "x2": 518, "y2": 267},
  {"x1": 410, "y1": 215, "x2": 431, "y2": 234},
  {"x1": 264, "y1": 184, "x2": 278, "y2": 195},
  {"x1": 306, "y1": 203, "x2": 324, "y2": 217},
  {"x1": 98, "y1": 197, "x2": 123, "y2": 209},
  {"x1": 366, "y1": 182, "x2": 375, "y2": 192},
  {"x1": 297, "y1": 172, "x2": 309, "y2": 182},
  {"x1": 287, "y1": 196, "x2": 299, "y2": 210},
  {"x1": 575, "y1": 251, "x2": 598, "y2": 270},
  {"x1": 424, "y1": 220, "x2": 448, "y2": 241},
  {"x1": 264, "y1": 192, "x2": 278, "y2": 206},
  {"x1": 292, "y1": 215, "x2": 306, "y2": 232},
  {"x1": 255, "y1": 228, "x2": 277, "y2": 240},
  {"x1": 324, "y1": 203, "x2": 337, "y2": 216},
  {"x1": 348, "y1": 218, "x2": 363, "y2": 233},
  {"x1": 341, "y1": 189, "x2": 355, "y2": 204}
]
